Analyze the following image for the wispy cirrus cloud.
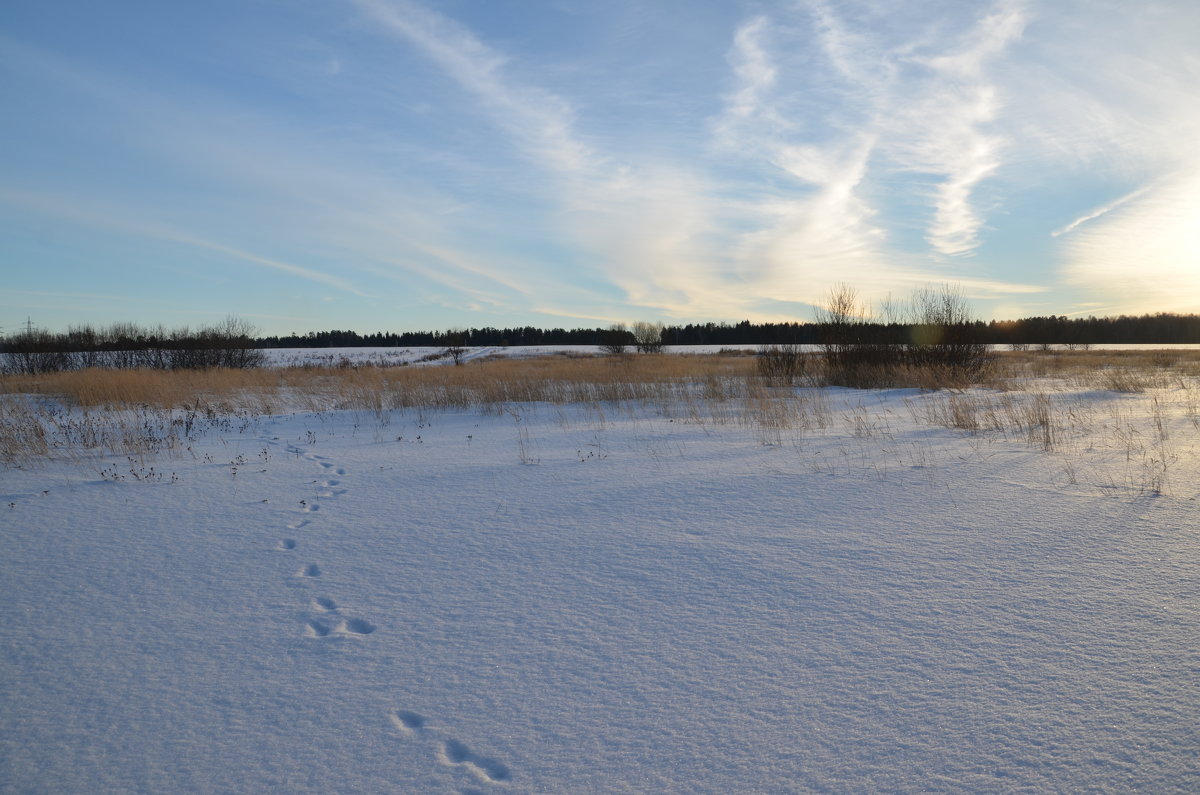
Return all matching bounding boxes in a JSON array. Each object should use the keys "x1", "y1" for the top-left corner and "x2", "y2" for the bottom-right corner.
[
  {"x1": 905, "y1": 3, "x2": 1025, "y2": 256},
  {"x1": 801, "y1": 0, "x2": 1028, "y2": 258},
  {"x1": 1, "y1": 33, "x2": 558, "y2": 322},
  {"x1": 351, "y1": 0, "x2": 745, "y2": 320},
  {"x1": 711, "y1": 16, "x2": 892, "y2": 306},
  {"x1": 1051, "y1": 187, "x2": 1150, "y2": 238},
  {"x1": 1002, "y1": 1, "x2": 1200, "y2": 313},
  {"x1": 338, "y1": 0, "x2": 1200, "y2": 319},
  {"x1": 6, "y1": 0, "x2": 1193, "y2": 334},
  {"x1": 712, "y1": 16, "x2": 777, "y2": 144},
  {"x1": 1058, "y1": 165, "x2": 1200, "y2": 315},
  {"x1": 710, "y1": 3, "x2": 1041, "y2": 309},
  {"x1": 351, "y1": 0, "x2": 594, "y2": 174},
  {"x1": 0, "y1": 186, "x2": 367, "y2": 296}
]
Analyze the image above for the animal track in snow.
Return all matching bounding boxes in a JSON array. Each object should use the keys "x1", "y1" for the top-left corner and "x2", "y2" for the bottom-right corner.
[
  {"x1": 303, "y1": 616, "x2": 375, "y2": 638},
  {"x1": 305, "y1": 619, "x2": 333, "y2": 638},
  {"x1": 311, "y1": 459, "x2": 346, "y2": 476},
  {"x1": 338, "y1": 617, "x2": 376, "y2": 635},
  {"x1": 283, "y1": 449, "x2": 366, "y2": 641},
  {"x1": 389, "y1": 711, "x2": 512, "y2": 785},
  {"x1": 390, "y1": 710, "x2": 426, "y2": 736},
  {"x1": 440, "y1": 739, "x2": 512, "y2": 783}
]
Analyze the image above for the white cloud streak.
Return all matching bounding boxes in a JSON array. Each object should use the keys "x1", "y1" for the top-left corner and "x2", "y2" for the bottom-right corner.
[
  {"x1": 0, "y1": 187, "x2": 367, "y2": 296},
  {"x1": 351, "y1": 0, "x2": 593, "y2": 173},
  {"x1": 911, "y1": 5, "x2": 1025, "y2": 256},
  {"x1": 710, "y1": 4, "x2": 1039, "y2": 308},
  {"x1": 713, "y1": 16, "x2": 776, "y2": 144},
  {"x1": 8, "y1": 0, "x2": 1193, "y2": 329},
  {"x1": 711, "y1": 17, "x2": 893, "y2": 306},
  {"x1": 1059, "y1": 165, "x2": 1200, "y2": 314},
  {"x1": 352, "y1": 0, "x2": 748, "y2": 320},
  {"x1": 1, "y1": 34, "x2": 557, "y2": 320},
  {"x1": 1051, "y1": 186, "x2": 1150, "y2": 238}
]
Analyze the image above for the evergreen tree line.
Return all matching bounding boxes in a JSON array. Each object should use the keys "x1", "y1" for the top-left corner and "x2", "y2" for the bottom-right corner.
[
  {"x1": 257, "y1": 326, "x2": 611, "y2": 348},
  {"x1": 256, "y1": 313, "x2": 1200, "y2": 349},
  {"x1": 4, "y1": 312, "x2": 1198, "y2": 375}
]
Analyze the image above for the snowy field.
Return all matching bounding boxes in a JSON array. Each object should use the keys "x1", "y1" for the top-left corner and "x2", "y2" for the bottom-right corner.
[
  {"x1": 260, "y1": 345, "x2": 696, "y2": 368},
  {"x1": 2, "y1": 372, "x2": 1199, "y2": 792},
  {"x1": 261, "y1": 343, "x2": 1200, "y2": 370}
]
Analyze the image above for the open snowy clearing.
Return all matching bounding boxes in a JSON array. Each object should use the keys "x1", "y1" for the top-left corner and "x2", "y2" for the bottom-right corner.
[
  {"x1": 260, "y1": 343, "x2": 1200, "y2": 370},
  {"x1": 2, "y1": 377, "x2": 1199, "y2": 792}
]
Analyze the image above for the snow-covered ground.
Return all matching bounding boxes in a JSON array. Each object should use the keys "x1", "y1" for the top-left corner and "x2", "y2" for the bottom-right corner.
[
  {"x1": 260, "y1": 345, "x2": 707, "y2": 368},
  {"x1": 259, "y1": 343, "x2": 1200, "y2": 369},
  {"x1": 2, "y1": 383, "x2": 1198, "y2": 792}
]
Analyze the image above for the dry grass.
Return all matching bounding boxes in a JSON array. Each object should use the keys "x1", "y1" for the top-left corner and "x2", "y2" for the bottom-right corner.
[
  {"x1": 0, "y1": 401, "x2": 51, "y2": 465},
  {"x1": 3, "y1": 350, "x2": 1197, "y2": 492},
  {"x1": 5, "y1": 349, "x2": 1196, "y2": 412},
  {"x1": 985, "y1": 349, "x2": 1200, "y2": 388},
  {"x1": 0, "y1": 355, "x2": 756, "y2": 466},
  {"x1": 0, "y1": 397, "x2": 256, "y2": 469},
  {"x1": 911, "y1": 370, "x2": 1199, "y2": 495},
  {"x1": 0, "y1": 367, "x2": 284, "y2": 411},
  {"x1": 909, "y1": 391, "x2": 1059, "y2": 450},
  {"x1": 0, "y1": 355, "x2": 757, "y2": 414}
]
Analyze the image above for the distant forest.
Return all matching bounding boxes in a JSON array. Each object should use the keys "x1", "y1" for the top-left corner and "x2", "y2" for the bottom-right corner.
[
  {"x1": 257, "y1": 313, "x2": 1200, "y2": 348},
  {"x1": 4, "y1": 312, "x2": 1199, "y2": 375}
]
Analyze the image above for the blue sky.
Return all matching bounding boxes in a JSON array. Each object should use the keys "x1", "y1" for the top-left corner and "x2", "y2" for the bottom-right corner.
[{"x1": 2, "y1": 0, "x2": 1198, "y2": 337}]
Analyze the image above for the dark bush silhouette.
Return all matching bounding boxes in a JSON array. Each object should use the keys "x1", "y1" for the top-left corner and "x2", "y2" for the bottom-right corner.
[
  {"x1": 815, "y1": 284, "x2": 991, "y2": 388},
  {"x1": 0, "y1": 317, "x2": 264, "y2": 374},
  {"x1": 756, "y1": 344, "x2": 811, "y2": 384}
]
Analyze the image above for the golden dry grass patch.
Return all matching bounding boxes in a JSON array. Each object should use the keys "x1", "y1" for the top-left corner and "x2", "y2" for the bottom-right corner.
[{"x1": 0, "y1": 354, "x2": 759, "y2": 412}]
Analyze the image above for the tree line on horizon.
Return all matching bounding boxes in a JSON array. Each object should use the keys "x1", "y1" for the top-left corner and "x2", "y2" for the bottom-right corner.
[
  {"x1": 3, "y1": 310, "x2": 1199, "y2": 375},
  {"x1": 254, "y1": 312, "x2": 1200, "y2": 349},
  {"x1": 0, "y1": 318, "x2": 263, "y2": 374}
]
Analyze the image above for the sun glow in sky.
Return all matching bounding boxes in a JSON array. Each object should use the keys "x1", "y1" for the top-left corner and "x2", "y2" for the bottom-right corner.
[{"x1": 2, "y1": 0, "x2": 1198, "y2": 335}]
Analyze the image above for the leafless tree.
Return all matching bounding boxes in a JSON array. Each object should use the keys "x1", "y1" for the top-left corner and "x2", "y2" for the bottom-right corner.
[
  {"x1": 902, "y1": 284, "x2": 990, "y2": 374},
  {"x1": 631, "y1": 321, "x2": 664, "y2": 354},
  {"x1": 440, "y1": 329, "x2": 469, "y2": 365},
  {"x1": 599, "y1": 324, "x2": 631, "y2": 355}
]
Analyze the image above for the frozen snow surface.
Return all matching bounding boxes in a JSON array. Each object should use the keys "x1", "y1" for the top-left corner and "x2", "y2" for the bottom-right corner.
[
  {"x1": 260, "y1": 343, "x2": 1200, "y2": 369},
  {"x1": 2, "y1": 387, "x2": 1199, "y2": 793}
]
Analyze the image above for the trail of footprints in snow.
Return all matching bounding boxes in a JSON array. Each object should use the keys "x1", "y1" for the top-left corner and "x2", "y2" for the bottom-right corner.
[
  {"x1": 271, "y1": 434, "x2": 507, "y2": 785},
  {"x1": 270, "y1": 442, "x2": 375, "y2": 638},
  {"x1": 390, "y1": 710, "x2": 513, "y2": 785}
]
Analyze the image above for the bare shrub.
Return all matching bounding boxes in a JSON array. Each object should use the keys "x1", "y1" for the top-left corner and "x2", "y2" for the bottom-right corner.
[
  {"x1": 0, "y1": 317, "x2": 263, "y2": 373},
  {"x1": 439, "y1": 330, "x2": 469, "y2": 366},
  {"x1": 756, "y1": 344, "x2": 811, "y2": 385},
  {"x1": 815, "y1": 284, "x2": 902, "y2": 387},
  {"x1": 815, "y1": 283, "x2": 991, "y2": 388},
  {"x1": 631, "y1": 321, "x2": 665, "y2": 354},
  {"x1": 902, "y1": 284, "x2": 991, "y2": 376},
  {"x1": 599, "y1": 324, "x2": 631, "y2": 355}
]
